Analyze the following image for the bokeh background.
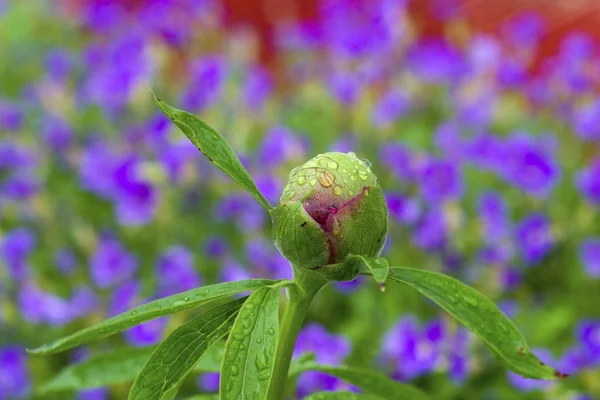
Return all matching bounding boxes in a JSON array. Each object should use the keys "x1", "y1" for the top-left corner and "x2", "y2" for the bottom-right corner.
[{"x1": 1, "y1": 0, "x2": 600, "y2": 399}]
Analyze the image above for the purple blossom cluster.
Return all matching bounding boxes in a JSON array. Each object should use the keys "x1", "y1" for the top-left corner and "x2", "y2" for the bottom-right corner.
[{"x1": 0, "y1": 0, "x2": 599, "y2": 398}]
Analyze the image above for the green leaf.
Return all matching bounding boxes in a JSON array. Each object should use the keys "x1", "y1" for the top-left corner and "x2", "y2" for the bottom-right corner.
[
  {"x1": 28, "y1": 279, "x2": 285, "y2": 355},
  {"x1": 388, "y1": 267, "x2": 568, "y2": 380},
  {"x1": 129, "y1": 298, "x2": 245, "y2": 400},
  {"x1": 153, "y1": 94, "x2": 272, "y2": 212},
  {"x1": 358, "y1": 256, "x2": 389, "y2": 287},
  {"x1": 304, "y1": 392, "x2": 384, "y2": 400},
  {"x1": 38, "y1": 344, "x2": 223, "y2": 393},
  {"x1": 294, "y1": 363, "x2": 428, "y2": 400},
  {"x1": 180, "y1": 396, "x2": 220, "y2": 400},
  {"x1": 220, "y1": 287, "x2": 280, "y2": 400}
]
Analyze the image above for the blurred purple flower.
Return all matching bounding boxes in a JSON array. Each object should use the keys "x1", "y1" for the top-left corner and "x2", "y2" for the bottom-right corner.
[
  {"x1": 80, "y1": 34, "x2": 150, "y2": 114},
  {"x1": 243, "y1": 66, "x2": 272, "y2": 111},
  {"x1": 497, "y1": 58, "x2": 527, "y2": 87},
  {"x1": 502, "y1": 134, "x2": 558, "y2": 197},
  {"x1": 507, "y1": 349, "x2": 554, "y2": 392},
  {"x1": 77, "y1": 388, "x2": 109, "y2": 400},
  {"x1": 576, "y1": 158, "x2": 600, "y2": 205},
  {"x1": 219, "y1": 258, "x2": 253, "y2": 282},
  {"x1": 18, "y1": 284, "x2": 95, "y2": 325},
  {"x1": 0, "y1": 347, "x2": 29, "y2": 398},
  {"x1": 54, "y1": 248, "x2": 77, "y2": 274},
  {"x1": 0, "y1": 142, "x2": 37, "y2": 170},
  {"x1": 198, "y1": 372, "x2": 220, "y2": 392},
  {"x1": 156, "y1": 246, "x2": 201, "y2": 296},
  {"x1": 380, "y1": 143, "x2": 419, "y2": 182},
  {"x1": 0, "y1": 101, "x2": 23, "y2": 131},
  {"x1": 382, "y1": 316, "x2": 445, "y2": 381},
  {"x1": 418, "y1": 158, "x2": 463, "y2": 203},
  {"x1": 158, "y1": 139, "x2": 198, "y2": 183},
  {"x1": 42, "y1": 115, "x2": 74, "y2": 154},
  {"x1": 112, "y1": 156, "x2": 159, "y2": 225},
  {"x1": 182, "y1": 56, "x2": 228, "y2": 111},
  {"x1": 434, "y1": 122, "x2": 465, "y2": 160},
  {"x1": 320, "y1": 0, "x2": 392, "y2": 57},
  {"x1": 204, "y1": 236, "x2": 228, "y2": 259},
  {"x1": 407, "y1": 39, "x2": 466, "y2": 84},
  {"x1": 254, "y1": 173, "x2": 283, "y2": 205},
  {"x1": 447, "y1": 328, "x2": 470, "y2": 383},
  {"x1": 465, "y1": 133, "x2": 506, "y2": 171},
  {"x1": 469, "y1": 35, "x2": 501, "y2": 74},
  {"x1": 577, "y1": 320, "x2": 600, "y2": 359},
  {"x1": 109, "y1": 280, "x2": 139, "y2": 316},
  {"x1": 45, "y1": 49, "x2": 73, "y2": 83},
  {"x1": 371, "y1": 89, "x2": 411, "y2": 129},
  {"x1": 515, "y1": 213, "x2": 553, "y2": 265},
  {"x1": 125, "y1": 317, "x2": 168, "y2": 347},
  {"x1": 256, "y1": 126, "x2": 307, "y2": 168},
  {"x1": 90, "y1": 236, "x2": 138, "y2": 288},
  {"x1": 573, "y1": 100, "x2": 600, "y2": 141},
  {"x1": 412, "y1": 209, "x2": 446, "y2": 251},
  {"x1": 579, "y1": 237, "x2": 600, "y2": 278},
  {"x1": 294, "y1": 323, "x2": 351, "y2": 397},
  {"x1": 503, "y1": 12, "x2": 545, "y2": 49},
  {"x1": 386, "y1": 193, "x2": 421, "y2": 225},
  {"x1": 0, "y1": 227, "x2": 35, "y2": 281},
  {"x1": 477, "y1": 191, "x2": 510, "y2": 242},
  {"x1": 334, "y1": 277, "x2": 363, "y2": 294},
  {"x1": 1, "y1": 174, "x2": 39, "y2": 200},
  {"x1": 328, "y1": 72, "x2": 360, "y2": 106}
]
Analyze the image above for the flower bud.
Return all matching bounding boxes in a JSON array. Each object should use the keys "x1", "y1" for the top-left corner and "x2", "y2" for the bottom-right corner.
[{"x1": 271, "y1": 152, "x2": 388, "y2": 273}]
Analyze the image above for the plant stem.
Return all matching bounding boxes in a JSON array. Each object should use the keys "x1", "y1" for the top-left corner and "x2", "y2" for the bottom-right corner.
[{"x1": 267, "y1": 268, "x2": 327, "y2": 400}]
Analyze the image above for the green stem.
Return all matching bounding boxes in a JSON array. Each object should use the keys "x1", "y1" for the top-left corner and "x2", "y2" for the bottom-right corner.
[{"x1": 267, "y1": 268, "x2": 327, "y2": 400}]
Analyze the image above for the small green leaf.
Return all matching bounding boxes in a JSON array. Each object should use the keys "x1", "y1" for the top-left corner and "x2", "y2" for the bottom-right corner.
[
  {"x1": 294, "y1": 363, "x2": 428, "y2": 400},
  {"x1": 220, "y1": 287, "x2": 280, "y2": 400},
  {"x1": 388, "y1": 267, "x2": 568, "y2": 380},
  {"x1": 38, "y1": 345, "x2": 223, "y2": 393},
  {"x1": 129, "y1": 298, "x2": 245, "y2": 400},
  {"x1": 304, "y1": 392, "x2": 384, "y2": 400},
  {"x1": 28, "y1": 279, "x2": 285, "y2": 355},
  {"x1": 153, "y1": 94, "x2": 272, "y2": 212},
  {"x1": 181, "y1": 396, "x2": 220, "y2": 400},
  {"x1": 358, "y1": 256, "x2": 389, "y2": 287}
]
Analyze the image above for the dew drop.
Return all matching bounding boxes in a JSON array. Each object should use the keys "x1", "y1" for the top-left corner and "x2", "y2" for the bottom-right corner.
[
  {"x1": 333, "y1": 186, "x2": 342, "y2": 196},
  {"x1": 212, "y1": 134, "x2": 218, "y2": 140},
  {"x1": 297, "y1": 176, "x2": 306, "y2": 185},
  {"x1": 349, "y1": 175, "x2": 356, "y2": 181},
  {"x1": 348, "y1": 190, "x2": 354, "y2": 196},
  {"x1": 347, "y1": 151, "x2": 357, "y2": 158},
  {"x1": 267, "y1": 328, "x2": 275, "y2": 335},
  {"x1": 341, "y1": 168, "x2": 348, "y2": 173},
  {"x1": 379, "y1": 284, "x2": 386, "y2": 292},
  {"x1": 131, "y1": 310, "x2": 138, "y2": 316},
  {"x1": 463, "y1": 295, "x2": 479, "y2": 307},
  {"x1": 327, "y1": 160, "x2": 338, "y2": 170},
  {"x1": 309, "y1": 178, "x2": 317, "y2": 186},
  {"x1": 231, "y1": 365, "x2": 240, "y2": 376},
  {"x1": 358, "y1": 171, "x2": 368, "y2": 180},
  {"x1": 256, "y1": 337, "x2": 263, "y2": 344},
  {"x1": 318, "y1": 171, "x2": 335, "y2": 188}
]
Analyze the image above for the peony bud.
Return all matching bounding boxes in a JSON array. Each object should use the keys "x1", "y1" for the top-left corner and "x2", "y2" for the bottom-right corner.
[{"x1": 271, "y1": 152, "x2": 388, "y2": 275}]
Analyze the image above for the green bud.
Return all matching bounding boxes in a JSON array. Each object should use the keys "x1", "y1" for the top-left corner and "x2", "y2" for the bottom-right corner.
[{"x1": 271, "y1": 152, "x2": 388, "y2": 276}]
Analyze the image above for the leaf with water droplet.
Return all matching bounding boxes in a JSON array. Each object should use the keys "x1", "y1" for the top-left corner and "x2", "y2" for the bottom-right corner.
[
  {"x1": 37, "y1": 344, "x2": 223, "y2": 394},
  {"x1": 387, "y1": 267, "x2": 566, "y2": 380},
  {"x1": 290, "y1": 363, "x2": 428, "y2": 400},
  {"x1": 28, "y1": 279, "x2": 287, "y2": 355},
  {"x1": 152, "y1": 93, "x2": 272, "y2": 212},
  {"x1": 129, "y1": 298, "x2": 245, "y2": 400},
  {"x1": 352, "y1": 256, "x2": 389, "y2": 286},
  {"x1": 304, "y1": 392, "x2": 383, "y2": 400},
  {"x1": 220, "y1": 287, "x2": 279, "y2": 400}
]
